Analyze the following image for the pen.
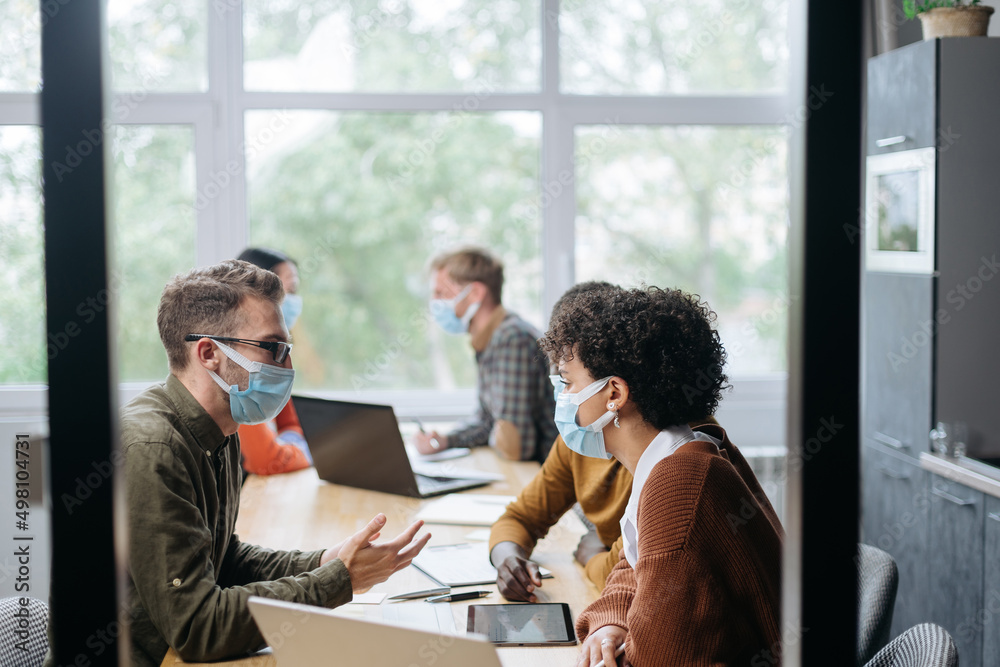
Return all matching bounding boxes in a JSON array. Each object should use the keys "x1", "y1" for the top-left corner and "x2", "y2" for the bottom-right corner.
[
  {"x1": 387, "y1": 587, "x2": 451, "y2": 601},
  {"x1": 593, "y1": 643, "x2": 625, "y2": 667},
  {"x1": 425, "y1": 590, "x2": 492, "y2": 603},
  {"x1": 414, "y1": 418, "x2": 441, "y2": 450}
]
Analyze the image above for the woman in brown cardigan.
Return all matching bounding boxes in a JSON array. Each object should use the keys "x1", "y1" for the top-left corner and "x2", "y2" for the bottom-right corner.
[{"x1": 540, "y1": 286, "x2": 783, "y2": 667}]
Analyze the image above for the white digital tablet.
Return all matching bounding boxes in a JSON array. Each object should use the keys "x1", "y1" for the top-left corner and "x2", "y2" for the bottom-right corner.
[{"x1": 467, "y1": 603, "x2": 577, "y2": 646}]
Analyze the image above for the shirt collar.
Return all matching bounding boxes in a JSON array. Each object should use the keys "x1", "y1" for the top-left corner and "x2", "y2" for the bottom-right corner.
[
  {"x1": 470, "y1": 305, "x2": 507, "y2": 352},
  {"x1": 165, "y1": 373, "x2": 231, "y2": 455},
  {"x1": 633, "y1": 425, "x2": 698, "y2": 487},
  {"x1": 621, "y1": 425, "x2": 721, "y2": 567}
]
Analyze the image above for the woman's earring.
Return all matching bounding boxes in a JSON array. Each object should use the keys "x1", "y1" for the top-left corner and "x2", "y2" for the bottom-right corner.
[{"x1": 608, "y1": 403, "x2": 621, "y2": 428}]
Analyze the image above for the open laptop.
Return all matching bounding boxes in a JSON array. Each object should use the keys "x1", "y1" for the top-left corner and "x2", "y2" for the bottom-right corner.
[
  {"x1": 292, "y1": 395, "x2": 491, "y2": 498},
  {"x1": 248, "y1": 597, "x2": 502, "y2": 667}
]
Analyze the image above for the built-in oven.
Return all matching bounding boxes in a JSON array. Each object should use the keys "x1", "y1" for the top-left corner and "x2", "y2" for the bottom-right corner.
[{"x1": 864, "y1": 146, "x2": 936, "y2": 274}]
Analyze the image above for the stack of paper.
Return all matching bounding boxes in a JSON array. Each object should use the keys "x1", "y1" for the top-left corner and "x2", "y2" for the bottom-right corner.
[
  {"x1": 412, "y1": 543, "x2": 551, "y2": 587},
  {"x1": 414, "y1": 494, "x2": 514, "y2": 526}
]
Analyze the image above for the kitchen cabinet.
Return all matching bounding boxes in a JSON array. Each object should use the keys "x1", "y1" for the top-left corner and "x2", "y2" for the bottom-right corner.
[
  {"x1": 861, "y1": 444, "x2": 930, "y2": 638},
  {"x1": 861, "y1": 274, "x2": 933, "y2": 462},
  {"x1": 926, "y1": 473, "x2": 984, "y2": 667},
  {"x1": 861, "y1": 36, "x2": 1000, "y2": 666},
  {"x1": 863, "y1": 38, "x2": 1000, "y2": 460},
  {"x1": 982, "y1": 495, "x2": 1000, "y2": 667}
]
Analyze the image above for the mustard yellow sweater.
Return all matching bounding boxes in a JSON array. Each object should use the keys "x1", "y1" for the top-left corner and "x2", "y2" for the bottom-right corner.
[
  {"x1": 489, "y1": 417, "x2": 722, "y2": 589},
  {"x1": 489, "y1": 435, "x2": 632, "y2": 588}
]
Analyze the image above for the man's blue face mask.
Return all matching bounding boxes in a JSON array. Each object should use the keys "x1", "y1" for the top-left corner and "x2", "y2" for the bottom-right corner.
[
  {"x1": 208, "y1": 341, "x2": 295, "y2": 425},
  {"x1": 429, "y1": 283, "x2": 480, "y2": 335}
]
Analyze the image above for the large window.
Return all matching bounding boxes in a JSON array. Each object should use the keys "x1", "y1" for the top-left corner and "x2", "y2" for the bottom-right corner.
[
  {"x1": 112, "y1": 125, "x2": 197, "y2": 381},
  {"x1": 560, "y1": 0, "x2": 788, "y2": 94},
  {"x1": 0, "y1": 2, "x2": 41, "y2": 92},
  {"x1": 0, "y1": 127, "x2": 44, "y2": 382},
  {"x1": 243, "y1": 0, "x2": 541, "y2": 92},
  {"x1": 247, "y1": 110, "x2": 542, "y2": 391},
  {"x1": 575, "y1": 125, "x2": 788, "y2": 375},
  {"x1": 1, "y1": 0, "x2": 790, "y2": 436},
  {"x1": 108, "y1": 0, "x2": 209, "y2": 92}
]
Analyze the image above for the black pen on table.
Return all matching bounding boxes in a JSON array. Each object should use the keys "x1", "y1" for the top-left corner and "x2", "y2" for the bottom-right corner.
[
  {"x1": 425, "y1": 590, "x2": 491, "y2": 603},
  {"x1": 414, "y1": 418, "x2": 441, "y2": 450},
  {"x1": 387, "y1": 586, "x2": 451, "y2": 601}
]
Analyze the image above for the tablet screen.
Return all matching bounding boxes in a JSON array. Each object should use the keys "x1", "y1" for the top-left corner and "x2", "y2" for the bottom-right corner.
[{"x1": 466, "y1": 603, "x2": 577, "y2": 646}]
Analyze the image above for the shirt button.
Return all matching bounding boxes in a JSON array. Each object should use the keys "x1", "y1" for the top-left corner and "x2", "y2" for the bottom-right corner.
[
  {"x1": 172, "y1": 578, "x2": 182, "y2": 587},
  {"x1": 206, "y1": 450, "x2": 212, "y2": 457}
]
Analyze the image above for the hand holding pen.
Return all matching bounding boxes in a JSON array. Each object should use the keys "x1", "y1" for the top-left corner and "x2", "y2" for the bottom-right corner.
[
  {"x1": 578, "y1": 625, "x2": 628, "y2": 667},
  {"x1": 413, "y1": 418, "x2": 445, "y2": 453}
]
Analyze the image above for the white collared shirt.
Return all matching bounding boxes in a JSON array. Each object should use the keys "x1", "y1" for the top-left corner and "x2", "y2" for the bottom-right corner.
[{"x1": 620, "y1": 425, "x2": 722, "y2": 567}]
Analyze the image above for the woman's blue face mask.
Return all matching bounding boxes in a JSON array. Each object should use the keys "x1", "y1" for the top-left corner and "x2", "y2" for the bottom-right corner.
[
  {"x1": 550, "y1": 374, "x2": 616, "y2": 459},
  {"x1": 281, "y1": 293, "x2": 303, "y2": 329}
]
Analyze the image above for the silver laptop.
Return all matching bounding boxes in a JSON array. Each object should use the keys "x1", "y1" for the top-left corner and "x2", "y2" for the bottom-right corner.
[
  {"x1": 248, "y1": 597, "x2": 502, "y2": 667},
  {"x1": 292, "y1": 395, "x2": 491, "y2": 498}
]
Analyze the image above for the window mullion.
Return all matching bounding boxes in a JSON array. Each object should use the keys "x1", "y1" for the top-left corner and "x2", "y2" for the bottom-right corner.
[{"x1": 200, "y1": 0, "x2": 247, "y2": 266}]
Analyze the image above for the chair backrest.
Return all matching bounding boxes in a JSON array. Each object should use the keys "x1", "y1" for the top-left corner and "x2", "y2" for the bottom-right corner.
[
  {"x1": 0, "y1": 596, "x2": 49, "y2": 667},
  {"x1": 864, "y1": 623, "x2": 958, "y2": 667},
  {"x1": 857, "y1": 543, "x2": 899, "y2": 665}
]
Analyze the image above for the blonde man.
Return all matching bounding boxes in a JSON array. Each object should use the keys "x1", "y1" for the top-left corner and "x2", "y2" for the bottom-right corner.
[{"x1": 414, "y1": 247, "x2": 558, "y2": 462}]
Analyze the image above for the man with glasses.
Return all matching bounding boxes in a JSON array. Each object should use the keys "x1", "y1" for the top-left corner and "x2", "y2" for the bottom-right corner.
[{"x1": 118, "y1": 260, "x2": 430, "y2": 666}]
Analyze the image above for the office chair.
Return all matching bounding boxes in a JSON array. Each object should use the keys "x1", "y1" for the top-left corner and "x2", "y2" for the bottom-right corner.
[
  {"x1": 864, "y1": 623, "x2": 958, "y2": 667},
  {"x1": 857, "y1": 543, "x2": 899, "y2": 665},
  {"x1": 0, "y1": 596, "x2": 48, "y2": 667}
]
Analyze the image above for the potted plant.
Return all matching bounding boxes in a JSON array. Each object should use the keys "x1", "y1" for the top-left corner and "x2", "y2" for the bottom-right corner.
[{"x1": 904, "y1": 0, "x2": 995, "y2": 39}]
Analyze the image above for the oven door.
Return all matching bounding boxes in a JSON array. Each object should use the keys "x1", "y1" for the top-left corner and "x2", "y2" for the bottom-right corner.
[{"x1": 864, "y1": 147, "x2": 936, "y2": 274}]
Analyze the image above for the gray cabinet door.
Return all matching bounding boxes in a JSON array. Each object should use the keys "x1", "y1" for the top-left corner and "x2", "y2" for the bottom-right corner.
[
  {"x1": 862, "y1": 273, "x2": 934, "y2": 462},
  {"x1": 861, "y1": 445, "x2": 930, "y2": 639},
  {"x1": 866, "y1": 39, "x2": 936, "y2": 155},
  {"x1": 983, "y1": 495, "x2": 1000, "y2": 667},
  {"x1": 927, "y1": 473, "x2": 985, "y2": 667},
  {"x1": 933, "y1": 38, "x2": 1000, "y2": 460}
]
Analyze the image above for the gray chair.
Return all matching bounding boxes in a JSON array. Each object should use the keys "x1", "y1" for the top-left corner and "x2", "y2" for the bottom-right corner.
[
  {"x1": 0, "y1": 596, "x2": 48, "y2": 667},
  {"x1": 858, "y1": 543, "x2": 900, "y2": 665},
  {"x1": 864, "y1": 623, "x2": 959, "y2": 667}
]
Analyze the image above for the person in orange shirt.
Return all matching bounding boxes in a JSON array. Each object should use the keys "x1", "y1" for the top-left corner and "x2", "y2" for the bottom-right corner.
[{"x1": 235, "y1": 248, "x2": 312, "y2": 476}]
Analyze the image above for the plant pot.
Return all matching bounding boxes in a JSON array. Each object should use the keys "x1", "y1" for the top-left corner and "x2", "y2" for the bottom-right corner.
[{"x1": 919, "y1": 5, "x2": 995, "y2": 39}]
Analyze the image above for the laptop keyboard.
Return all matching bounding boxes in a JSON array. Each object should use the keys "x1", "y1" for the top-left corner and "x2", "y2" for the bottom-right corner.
[{"x1": 415, "y1": 474, "x2": 462, "y2": 495}]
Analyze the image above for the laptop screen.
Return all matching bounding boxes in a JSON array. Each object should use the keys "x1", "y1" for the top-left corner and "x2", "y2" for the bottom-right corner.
[{"x1": 291, "y1": 396, "x2": 421, "y2": 497}]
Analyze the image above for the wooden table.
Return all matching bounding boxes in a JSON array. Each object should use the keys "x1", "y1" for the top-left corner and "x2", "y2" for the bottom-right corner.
[{"x1": 161, "y1": 448, "x2": 599, "y2": 666}]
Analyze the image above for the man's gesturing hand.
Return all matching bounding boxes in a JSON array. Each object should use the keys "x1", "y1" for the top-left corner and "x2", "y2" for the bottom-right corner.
[{"x1": 325, "y1": 513, "x2": 431, "y2": 592}]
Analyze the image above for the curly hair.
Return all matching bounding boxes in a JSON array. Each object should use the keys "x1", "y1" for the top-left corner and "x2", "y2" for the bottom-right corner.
[
  {"x1": 539, "y1": 286, "x2": 728, "y2": 429},
  {"x1": 550, "y1": 280, "x2": 618, "y2": 323}
]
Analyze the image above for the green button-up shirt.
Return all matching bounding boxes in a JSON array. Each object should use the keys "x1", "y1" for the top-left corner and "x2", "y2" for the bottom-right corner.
[{"x1": 122, "y1": 374, "x2": 351, "y2": 666}]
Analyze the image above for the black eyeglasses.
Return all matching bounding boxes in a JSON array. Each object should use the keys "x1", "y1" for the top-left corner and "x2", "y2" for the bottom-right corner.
[{"x1": 184, "y1": 334, "x2": 293, "y2": 364}]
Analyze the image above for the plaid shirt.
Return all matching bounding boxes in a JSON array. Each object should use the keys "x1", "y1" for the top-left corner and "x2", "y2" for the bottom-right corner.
[{"x1": 447, "y1": 311, "x2": 558, "y2": 462}]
